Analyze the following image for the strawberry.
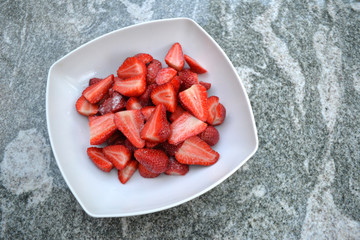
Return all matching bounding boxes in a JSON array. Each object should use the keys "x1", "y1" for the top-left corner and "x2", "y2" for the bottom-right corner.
[
  {"x1": 113, "y1": 74, "x2": 146, "y2": 97},
  {"x1": 175, "y1": 136, "x2": 219, "y2": 166},
  {"x1": 134, "y1": 53, "x2": 153, "y2": 65},
  {"x1": 141, "y1": 106, "x2": 156, "y2": 121},
  {"x1": 199, "y1": 81, "x2": 211, "y2": 90},
  {"x1": 184, "y1": 54, "x2": 207, "y2": 74},
  {"x1": 179, "y1": 84, "x2": 208, "y2": 121},
  {"x1": 138, "y1": 164, "x2": 161, "y2": 178},
  {"x1": 114, "y1": 110, "x2": 145, "y2": 148},
  {"x1": 207, "y1": 96, "x2": 226, "y2": 126},
  {"x1": 87, "y1": 147, "x2": 113, "y2": 172},
  {"x1": 165, "y1": 42, "x2": 185, "y2": 71},
  {"x1": 140, "y1": 104, "x2": 170, "y2": 143},
  {"x1": 118, "y1": 159, "x2": 139, "y2": 184},
  {"x1": 165, "y1": 157, "x2": 189, "y2": 176},
  {"x1": 107, "y1": 131, "x2": 126, "y2": 145},
  {"x1": 168, "y1": 112, "x2": 207, "y2": 145},
  {"x1": 103, "y1": 145, "x2": 131, "y2": 170},
  {"x1": 138, "y1": 83, "x2": 157, "y2": 106},
  {"x1": 169, "y1": 105, "x2": 186, "y2": 122},
  {"x1": 89, "y1": 77, "x2": 103, "y2": 86},
  {"x1": 89, "y1": 113, "x2": 117, "y2": 145},
  {"x1": 155, "y1": 67, "x2": 177, "y2": 85},
  {"x1": 82, "y1": 74, "x2": 114, "y2": 104},
  {"x1": 134, "y1": 148, "x2": 169, "y2": 173},
  {"x1": 178, "y1": 69, "x2": 198, "y2": 90},
  {"x1": 151, "y1": 82, "x2": 177, "y2": 112},
  {"x1": 117, "y1": 57, "x2": 147, "y2": 79},
  {"x1": 146, "y1": 59, "x2": 162, "y2": 84},
  {"x1": 146, "y1": 141, "x2": 159, "y2": 148},
  {"x1": 124, "y1": 138, "x2": 138, "y2": 153},
  {"x1": 170, "y1": 75, "x2": 181, "y2": 93},
  {"x1": 126, "y1": 97, "x2": 142, "y2": 110},
  {"x1": 75, "y1": 96, "x2": 98, "y2": 116},
  {"x1": 198, "y1": 126, "x2": 219, "y2": 146},
  {"x1": 98, "y1": 92, "x2": 126, "y2": 115},
  {"x1": 160, "y1": 141, "x2": 181, "y2": 156}
]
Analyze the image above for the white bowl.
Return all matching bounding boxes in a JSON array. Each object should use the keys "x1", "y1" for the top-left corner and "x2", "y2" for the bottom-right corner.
[{"x1": 46, "y1": 18, "x2": 258, "y2": 217}]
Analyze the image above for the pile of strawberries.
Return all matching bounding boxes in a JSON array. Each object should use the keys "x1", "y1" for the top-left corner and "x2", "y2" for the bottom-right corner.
[{"x1": 75, "y1": 43, "x2": 226, "y2": 184}]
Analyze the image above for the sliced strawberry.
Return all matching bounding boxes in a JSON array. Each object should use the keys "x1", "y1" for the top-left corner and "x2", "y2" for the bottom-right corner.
[
  {"x1": 199, "y1": 81, "x2": 211, "y2": 90},
  {"x1": 146, "y1": 141, "x2": 159, "y2": 148},
  {"x1": 124, "y1": 138, "x2": 138, "y2": 153},
  {"x1": 89, "y1": 78, "x2": 103, "y2": 86},
  {"x1": 179, "y1": 84, "x2": 208, "y2": 121},
  {"x1": 175, "y1": 136, "x2": 219, "y2": 166},
  {"x1": 155, "y1": 67, "x2": 177, "y2": 85},
  {"x1": 118, "y1": 159, "x2": 139, "y2": 184},
  {"x1": 140, "y1": 104, "x2": 170, "y2": 143},
  {"x1": 134, "y1": 148, "x2": 169, "y2": 173},
  {"x1": 150, "y1": 82, "x2": 177, "y2": 112},
  {"x1": 126, "y1": 97, "x2": 142, "y2": 110},
  {"x1": 117, "y1": 57, "x2": 147, "y2": 79},
  {"x1": 207, "y1": 96, "x2": 226, "y2": 126},
  {"x1": 178, "y1": 69, "x2": 198, "y2": 90},
  {"x1": 169, "y1": 105, "x2": 186, "y2": 122},
  {"x1": 141, "y1": 106, "x2": 156, "y2": 121},
  {"x1": 89, "y1": 113, "x2": 117, "y2": 145},
  {"x1": 103, "y1": 145, "x2": 131, "y2": 170},
  {"x1": 184, "y1": 54, "x2": 207, "y2": 74},
  {"x1": 165, "y1": 42, "x2": 185, "y2": 71},
  {"x1": 168, "y1": 112, "x2": 207, "y2": 145},
  {"x1": 113, "y1": 74, "x2": 146, "y2": 97},
  {"x1": 165, "y1": 157, "x2": 189, "y2": 176},
  {"x1": 114, "y1": 110, "x2": 145, "y2": 148},
  {"x1": 198, "y1": 126, "x2": 219, "y2": 146},
  {"x1": 82, "y1": 74, "x2": 114, "y2": 104},
  {"x1": 134, "y1": 53, "x2": 153, "y2": 65},
  {"x1": 170, "y1": 75, "x2": 181, "y2": 93},
  {"x1": 138, "y1": 83, "x2": 157, "y2": 106},
  {"x1": 76, "y1": 96, "x2": 98, "y2": 116},
  {"x1": 98, "y1": 92, "x2": 126, "y2": 115},
  {"x1": 87, "y1": 147, "x2": 113, "y2": 172},
  {"x1": 107, "y1": 131, "x2": 126, "y2": 145},
  {"x1": 146, "y1": 59, "x2": 162, "y2": 84},
  {"x1": 138, "y1": 164, "x2": 161, "y2": 178},
  {"x1": 160, "y1": 141, "x2": 181, "y2": 156}
]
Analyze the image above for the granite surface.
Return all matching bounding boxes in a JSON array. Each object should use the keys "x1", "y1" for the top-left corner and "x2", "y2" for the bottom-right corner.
[{"x1": 1, "y1": 0, "x2": 360, "y2": 239}]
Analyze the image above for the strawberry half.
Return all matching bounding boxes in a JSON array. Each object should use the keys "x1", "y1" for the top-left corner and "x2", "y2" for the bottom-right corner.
[
  {"x1": 134, "y1": 53, "x2": 153, "y2": 65},
  {"x1": 155, "y1": 67, "x2": 177, "y2": 85},
  {"x1": 141, "y1": 106, "x2": 156, "y2": 121},
  {"x1": 114, "y1": 110, "x2": 145, "y2": 148},
  {"x1": 87, "y1": 147, "x2": 113, "y2": 172},
  {"x1": 118, "y1": 159, "x2": 139, "y2": 184},
  {"x1": 178, "y1": 69, "x2": 198, "y2": 90},
  {"x1": 139, "y1": 164, "x2": 161, "y2": 178},
  {"x1": 140, "y1": 104, "x2": 170, "y2": 143},
  {"x1": 82, "y1": 74, "x2": 114, "y2": 104},
  {"x1": 165, "y1": 42, "x2": 185, "y2": 71},
  {"x1": 146, "y1": 59, "x2": 162, "y2": 84},
  {"x1": 175, "y1": 136, "x2": 219, "y2": 166},
  {"x1": 165, "y1": 157, "x2": 189, "y2": 176},
  {"x1": 179, "y1": 84, "x2": 208, "y2": 121},
  {"x1": 170, "y1": 75, "x2": 181, "y2": 93},
  {"x1": 168, "y1": 112, "x2": 207, "y2": 145},
  {"x1": 135, "y1": 148, "x2": 169, "y2": 173},
  {"x1": 199, "y1": 81, "x2": 211, "y2": 90},
  {"x1": 184, "y1": 54, "x2": 207, "y2": 74},
  {"x1": 207, "y1": 96, "x2": 226, "y2": 126},
  {"x1": 150, "y1": 82, "x2": 177, "y2": 112},
  {"x1": 89, "y1": 113, "x2": 117, "y2": 145},
  {"x1": 169, "y1": 105, "x2": 186, "y2": 122},
  {"x1": 198, "y1": 126, "x2": 219, "y2": 146},
  {"x1": 113, "y1": 74, "x2": 146, "y2": 97},
  {"x1": 117, "y1": 57, "x2": 147, "y2": 79},
  {"x1": 126, "y1": 97, "x2": 142, "y2": 110},
  {"x1": 103, "y1": 145, "x2": 131, "y2": 170},
  {"x1": 98, "y1": 92, "x2": 126, "y2": 115},
  {"x1": 75, "y1": 96, "x2": 98, "y2": 116},
  {"x1": 89, "y1": 78, "x2": 103, "y2": 86}
]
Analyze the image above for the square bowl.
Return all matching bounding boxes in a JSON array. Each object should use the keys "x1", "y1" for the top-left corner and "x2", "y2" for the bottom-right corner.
[{"x1": 46, "y1": 18, "x2": 258, "y2": 217}]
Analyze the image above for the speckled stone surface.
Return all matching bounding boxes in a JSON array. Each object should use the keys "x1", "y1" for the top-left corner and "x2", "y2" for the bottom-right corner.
[{"x1": 1, "y1": 0, "x2": 360, "y2": 239}]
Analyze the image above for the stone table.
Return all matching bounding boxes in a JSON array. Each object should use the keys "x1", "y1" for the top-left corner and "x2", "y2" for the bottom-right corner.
[{"x1": 1, "y1": 0, "x2": 360, "y2": 239}]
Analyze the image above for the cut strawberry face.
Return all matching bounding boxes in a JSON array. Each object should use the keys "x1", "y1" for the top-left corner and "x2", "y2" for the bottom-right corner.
[
  {"x1": 199, "y1": 81, "x2": 211, "y2": 90},
  {"x1": 178, "y1": 69, "x2": 198, "y2": 90},
  {"x1": 114, "y1": 110, "x2": 145, "y2": 148},
  {"x1": 170, "y1": 75, "x2": 181, "y2": 93},
  {"x1": 118, "y1": 159, "x2": 139, "y2": 184},
  {"x1": 155, "y1": 67, "x2": 178, "y2": 85},
  {"x1": 117, "y1": 57, "x2": 147, "y2": 79},
  {"x1": 82, "y1": 74, "x2": 114, "y2": 104},
  {"x1": 184, "y1": 54, "x2": 207, "y2": 74},
  {"x1": 165, "y1": 157, "x2": 189, "y2": 176},
  {"x1": 89, "y1": 113, "x2": 117, "y2": 145},
  {"x1": 140, "y1": 104, "x2": 170, "y2": 143},
  {"x1": 207, "y1": 96, "x2": 226, "y2": 126},
  {"x1": 198, "y1": 126, "x2": 219, "y2": 146},
  {"x1": 87, "y1": 147, "x2": 113, "y2": 172},
  {"x1": 165, "y1": 42, "x2": 185, "y2": 71},
  {"x1": 113, "y1": 74, "x2": 146, "y2": 97},
  {"x1": 134, "y1": 53, "x2": 153, "y2": 65},
  {"x1": 141, "y1": 106, "x2": 156, "y2": 121},
  {"x1": 179, "y1": 84, "x2": 208, "y2": 122},
  {"x1": 175, "y1": 136, "x2": 219, "y2": 166},
  {"x1": 76, "y1": 96, "x2": 98, "y2": 116},
  {"x1": 146, "y1": 59, "x2": 162, "y2": 84},
  {"x1": 98, "y1": 92, "x2": 126, "y2": 115},
  {"x1": 150, "y1": 82, "x2": 177, "y2": 112},
  {"x1": 168, "y1": 112, "x2": 207, "y2": 145},
  {"x1": 138, "y1": 164, "x2": 161, "y2": 178},
  {"x1": 126, "y1": 97, "x2": 142, "y2": 110},
  {"x1": 103, "y1": 145, "x2": 132, "y2": 170},
  {"x1": 169, "y1": 105, "x2": 186, "y2": 122},
  {"x1": 134, "y1": 148, "x2": 169, "y2": 173}
]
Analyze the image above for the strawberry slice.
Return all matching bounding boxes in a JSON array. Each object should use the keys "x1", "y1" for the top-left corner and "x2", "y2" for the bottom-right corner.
[
  {"x1": 134, "y1": 148, "x2": 169, "y2": 173},
  {"x1": 126, "y1": 97, "x2": 142, "y2": 110},
  {"x1": 113, "y1": 74, "x2": 146, "y2": 97},
  {"x1": 169, "y1": 105, "x2": 186, "y2": 122},
  {"x1": 134, "y1": 53, "x2": 153, "y2": 65},
  {"x1": 207, "y1": 96, "x2": 226, "y2": 125},
  {"x1": 199, "y1": 81, "x2": 211, "y2": 90},
  {"x1": 168, "y1": 112, "x2": 207, "y2": 145},
  {"x1": 175, "y1": 136, "x2": 219, "y2": 166},
  {"x1": 138, "y1": 83, "x2": 157, "y2": 106},
  {"x1": 160, "y1": 141, "x2": 181, "y2": 156},
  {"x1": 114, "y1": 110, "x2": 145, "y2": 148},
  {"x1": 184, "y1": 54, "x2": 207, "y2": 74},
  {"x1": 103, "y1": 145, "x2": 131, "y2": 170},
  {"x1": 118, "y1": 159, "x2": 139, "y2": 184},
  {"x1": 155, "y1": 67, "x2": 177, "y2": 85},
  {"x1": 75, "y1": 96, "x2": 98, "y2": 116},
  {"x1": 98, "y1": 92, "x2": 126, "y2": 115},
  {"x1": 150, "y1": 82, "x2": 177, "y2": 112},
  {"x1": 138, "y1": 164, "x2": 161, "y2": 178},
  {"x1": 141, "y1": 106, "x2": 156, "y2": 121},
  {"x1": 146, "y1": 59, "x2": 162, "y2": 84},
  {"x1": 117, "y1": 57, "x2": 147, "y2": 79},
  {"x1": 140, "y1": 104, "x2": 170, "y2": 143},
  {"x1": 89, "y1": 78, "x2": 103, "y2": 86},
  {"x1": 82, "y1": 74, "x2": 114, "y2": 104},
  {"x1": 170, "y1": 75, "x2": 181, "y2": 93},
  {"x1": 179, "y1": 84, "x2": 208, "y2": 121},
  {"x1": 178, "y1": 69, "x2": 198, "y2": 90},
  {"x1": 198, "y1": 126, "x2": 219, "y2": 146},
  {"x1": 87, "y1": 147, "x2": 113, "y2": 172},
  {"x1": 89, "y1": 113, "x2": 117, "y2": 145},
  {"x1": 165, "y1": 42, "x2": 185, "y2": 71},
  {"x1": 165, "y1": 157, "x2": 189, "y2": 175}
]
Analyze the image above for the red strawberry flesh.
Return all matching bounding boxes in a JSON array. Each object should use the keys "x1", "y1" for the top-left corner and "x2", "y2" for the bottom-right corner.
[
  {"x1": 134, "y1": 148, "x2": 169, "y2": 173},
  {"x1": 103, "y1": 145, "x2": 131, "y2": 170},
  {"x1": 114, "y1": 110, "x2": 145, "y2": 148},
  {"x1": 89, "y1": 113, "x2": 117, "y2": 145},
  {"x1": 87, "y1": 147, "x2": 113, "y2": 172},
  {"x1": 179, "y1": 84, "x2": 208, "y2": 122}
]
